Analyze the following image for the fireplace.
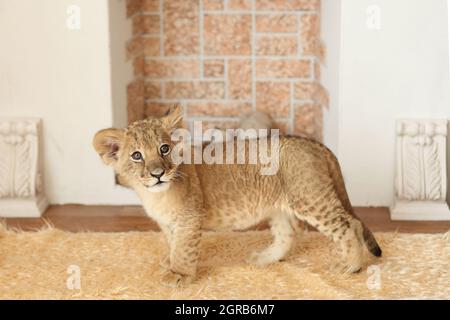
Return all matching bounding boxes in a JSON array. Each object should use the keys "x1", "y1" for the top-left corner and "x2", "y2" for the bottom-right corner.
[{"x1": 125, "y1": 0, "x2": 328, "y2": 141}]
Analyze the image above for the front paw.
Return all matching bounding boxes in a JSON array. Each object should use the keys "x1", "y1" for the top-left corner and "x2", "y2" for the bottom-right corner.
[{"x1": 160, "y1": 270, "x2": 194, "y2": 288}]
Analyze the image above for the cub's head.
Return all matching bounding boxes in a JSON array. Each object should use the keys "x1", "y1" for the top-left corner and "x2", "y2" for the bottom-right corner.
[{"x1": 93, "y1": 105, "x2": 183, "y2": 193}]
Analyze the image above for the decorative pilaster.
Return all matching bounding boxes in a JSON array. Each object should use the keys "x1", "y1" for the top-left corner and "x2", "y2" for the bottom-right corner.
[
  {"x1": 391, "y1": 119, "x2": 450, "y2": 220},
  {"x1": 0, "y1": 118, "x2": 48, "y2": 217}
]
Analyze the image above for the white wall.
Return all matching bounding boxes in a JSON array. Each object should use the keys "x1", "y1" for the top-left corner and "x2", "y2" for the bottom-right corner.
[
  {"x1": 109, "y1": 0, "x2": 133, "y2": 129},
  {"x1": 323, "y1": 0, "x2": 450, "y2": 206},
  {"x1": 0, "y1": 0, "x2": 139, "y2": 204},
  {"x1": 321, "y1": 0, "x2": 342, "y2": 156}
]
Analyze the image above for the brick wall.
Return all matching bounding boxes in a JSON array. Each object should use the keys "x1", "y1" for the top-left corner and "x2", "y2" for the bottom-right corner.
[{"x1": 126, "y1": 0, "x2": 328, "y2": 141}]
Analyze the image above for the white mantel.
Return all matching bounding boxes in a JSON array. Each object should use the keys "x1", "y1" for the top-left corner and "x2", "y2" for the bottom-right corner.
[
  {"x1": 0, "y1": 118, "x2": 48, "y2": 217},
  {"x1": 391, "y1": 119, "x2": 450, "y2": 221}
]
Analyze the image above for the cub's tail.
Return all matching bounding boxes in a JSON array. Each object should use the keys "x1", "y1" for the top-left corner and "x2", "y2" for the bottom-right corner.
[
  {"x1": 325, "y1": 149, "x2": 382, "y2": 257},
  {"x1": 362, "y1": 224, "x2": 382, "y2": 257}
]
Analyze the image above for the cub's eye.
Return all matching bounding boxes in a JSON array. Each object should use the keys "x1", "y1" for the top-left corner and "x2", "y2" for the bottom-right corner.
[
  {"x1": 160, "y1": 144, "x2": 170, "y2": 155},
  {"x1": 131, "y1": 151, "x2": 143, "y2": 161}
]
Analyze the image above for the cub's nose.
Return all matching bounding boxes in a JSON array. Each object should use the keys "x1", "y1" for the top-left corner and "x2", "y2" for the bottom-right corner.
[{"x1": 150, "y1": 168, "x2": 165, "y2": 179}]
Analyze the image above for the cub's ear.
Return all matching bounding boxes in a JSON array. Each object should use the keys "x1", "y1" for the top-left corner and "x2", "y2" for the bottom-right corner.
[
  {"x1": 161, "y1": 104, "x2": 183, "y2": 132},
  {"x1": 92, "y1": 128, "x2": 125, "y2": 166}
]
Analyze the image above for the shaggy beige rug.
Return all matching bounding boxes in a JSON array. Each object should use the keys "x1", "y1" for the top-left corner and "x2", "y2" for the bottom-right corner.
[{"x1": 0, "y1": 225, "x2": 449, "y2": 299}]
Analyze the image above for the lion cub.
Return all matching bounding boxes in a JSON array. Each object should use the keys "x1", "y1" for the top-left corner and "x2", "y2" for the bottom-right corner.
[{"x1": 93, "y1": 106, "x2": 381, "y2": 288}]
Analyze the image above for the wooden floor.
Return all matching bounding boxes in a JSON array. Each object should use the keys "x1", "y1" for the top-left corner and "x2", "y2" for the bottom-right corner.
[{"x1": 2, "y1": 205, "x2": 450, "y2": 233}]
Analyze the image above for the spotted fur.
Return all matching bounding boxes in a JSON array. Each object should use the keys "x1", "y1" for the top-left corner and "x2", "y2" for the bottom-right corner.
[{"x1": 93, "y1": 106, "x2": 382, "y2": 287}]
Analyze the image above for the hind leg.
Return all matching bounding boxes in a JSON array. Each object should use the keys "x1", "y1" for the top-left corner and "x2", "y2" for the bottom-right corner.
[
  {"x1": 292, "y1": 185, "x2": 365, "y2": 273},
  {"x1": 311, "y1": 215, "x2": 365, "y2": 273},
  {"x1": 247, "y1": 211, "x2": 295, "y2": 267}
]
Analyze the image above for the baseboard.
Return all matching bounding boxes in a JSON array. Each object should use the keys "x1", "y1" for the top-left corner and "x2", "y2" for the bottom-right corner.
[
  {"x1": 0, "y1": 195, "x2": 48, "y2": 218},
  {"x1": 390, "y1": 200, "x2": 450, "y2": 221}
]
